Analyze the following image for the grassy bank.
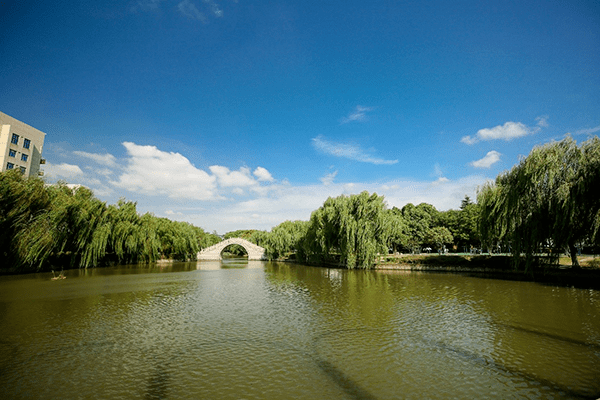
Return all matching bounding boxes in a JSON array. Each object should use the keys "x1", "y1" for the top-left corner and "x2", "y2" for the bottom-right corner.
[
  {"x1": 374, "y1": 253, "x2": 600, "y2": 288},
  {"x1": 377, "y1": 253, "x2": 600, "y2": 269}
]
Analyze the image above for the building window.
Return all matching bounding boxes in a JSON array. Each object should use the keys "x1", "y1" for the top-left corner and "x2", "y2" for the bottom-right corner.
[
  {"x1": 11, "y1": 134, "x2": 19, "y2": 144},
  {"x1": 23, "y1": 138, "x2": 31, "y2": 149},
  {"x1": 19, "y1": 166, "x2": 26, "y2": 174},
  {"x1": 9, "y1": 149, "x2": 16, "y2": 157},
  {"x1": 21, "y1": 154, "x2": 28, "y2": 162},
  {"x1": 6, "y1": 162, "x2": 14, "y2": 170}
]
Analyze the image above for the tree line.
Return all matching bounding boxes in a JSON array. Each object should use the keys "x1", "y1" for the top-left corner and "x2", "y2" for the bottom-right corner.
[
  {"x1": 238, "y1": 136, "x2": 599, "y2": 270},
  {"x1": 237, "y1": 191, "x2": 478, "y2": 269},
  {"x1": 2, "y1": 136, "x2": 598, "y2": 272},
  {"x1": 0, "y1": 170, "x2": 220, "y2": 272}
]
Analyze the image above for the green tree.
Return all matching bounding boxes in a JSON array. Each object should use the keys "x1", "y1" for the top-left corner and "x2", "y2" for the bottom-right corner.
[
  {"x1": 478, "y1": 136, "x2": 600, "y2": 269},
  {"x1": 263, "y1": 220, "x2": 309, "y2": 260},
  {"x1": 1, "y1": 171, "x2": 215, "y2": 271},
  {"x1": 300, "y1": 191, "x2": 390, "y2": 269},
  {"x1": 0, "y1": 171, "x2": 50, "y2": 268},
  {"x1": 401, "y1": 203, "x2": 438, "y2": 253},
  {"x1": 386, "y1": 207, "x2": 409, "y2": 254},
  {"x1": 424, "y1": 226, "x2": 454, "y2": 253}
]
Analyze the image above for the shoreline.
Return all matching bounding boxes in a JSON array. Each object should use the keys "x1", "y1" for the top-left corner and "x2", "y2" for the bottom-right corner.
[{"x1": 372, "y1": 257, "x2": 600, "y2": 289}]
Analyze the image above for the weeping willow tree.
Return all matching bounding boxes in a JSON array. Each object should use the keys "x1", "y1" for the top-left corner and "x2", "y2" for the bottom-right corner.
[
  {"x1": 262, "y1": 220, "x2": 309, "y2": 260},
  {"x1": 0, "y1": 170, "x2": 51, "y2": 268},
  {"x1": 478, "y1": 136, "x2": 600, "y2": 270},
  {"x1": 155, "y1": 217, "x2": 203, "y2": 260},
  {"x1": 1, "y1": 172, "x2": 213, "y2": 272},
  {"x1": 299, "y1": 191, "x2": 390, "y2": 269},
  {"x1": 13, "y1": 184, "x2": 110, "y2": 269}
]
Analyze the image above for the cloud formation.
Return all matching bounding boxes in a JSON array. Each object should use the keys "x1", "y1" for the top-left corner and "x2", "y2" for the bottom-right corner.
[
  {"x1": 104, "y1": 142, "x2": 276, "y2": 201},
  {"x1": 320, "y1": 170, "x2": 338, "y2": 186},
  {"x1": 44, "y1": 162, "x2": 84, "y2": 179},
  {"x1": 133, "y1": 0, "x2": 224, "y2": 21},
  {"x1": 470, "y1": 150, "x2": 501, "y2": 168},
  {"x1": 253, "y1": 167, "x2": 274, "y2": 182},
  {"x1": 461, "y1": 122, "x2": 530, "y2": 145},
  {"x1": 209, "y1": 166, "x2": 258, "y2": 188},
  {"x1": 110, "y1": 142, "x2": 218, "y2": 200},
  {"x1": 341, "y1": 105, "x2": 373, "y2": 124},
  {"x1": 461, "y1": 117, "x2": 548, "y2": 145},
  {"x1": 73, "y1": 151, "x2": 118, "y2": 167},
  {"x1": 573, "y1": 125, "x2": 600, "y2": 136},
  {"x1": 178, "y1": 0, "x2": 207, "y2": 21},
  {"x1": 312, "y1": 135, "x2": 398, "y2": 165}
]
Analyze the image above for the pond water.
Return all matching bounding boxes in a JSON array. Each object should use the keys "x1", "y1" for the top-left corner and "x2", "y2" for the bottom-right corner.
[{"x1": 1, "y1": 260, "x2": 599, "y2": 399}]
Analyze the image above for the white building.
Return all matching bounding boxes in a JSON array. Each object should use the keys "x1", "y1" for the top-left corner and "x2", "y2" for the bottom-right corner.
[{"x1": 0, "y1": 111, "x2": 46, "y2": 177}]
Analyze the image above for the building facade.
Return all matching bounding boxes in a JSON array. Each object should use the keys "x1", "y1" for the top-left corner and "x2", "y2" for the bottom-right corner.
[{"x1": 0, "y1": 112, "x2": 46, "y2": 178}]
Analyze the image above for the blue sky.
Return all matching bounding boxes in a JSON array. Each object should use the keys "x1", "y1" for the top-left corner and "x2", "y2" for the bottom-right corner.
[{"x1": 1, "y1": 0, "x2": 599, "y2": 234}]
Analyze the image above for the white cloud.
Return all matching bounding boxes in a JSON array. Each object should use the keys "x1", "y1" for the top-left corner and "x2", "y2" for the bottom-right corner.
[
  {"x1": 73, "y1": 151, "x2": 118, "y2": 167},
  {"x1": 105, "y1": 142, "x2": 277, "y2": 201},
  {"x1": 320, "y1": 170, "x2": 338, "y2": 186},
  {"x1": 470, "y1": 151, "x2": 501, "y2": 169},
  {"x1": 341, "y1": 105, "x2": 373, "y2": 124},
  {"x1": 253, "y1": 166, "x2": 274, "y2": 182},
  {"x1": 573, "y1": 125, "x2": 600, "y2": 136},
  {"x1": 312, "y1": 135, "x2": 398, "y2": 165},
  {"x1": 432, "y1": 177, "x2": 450, "y2": 185},
  {"x1": 535, "y1": 115, "x2": 549, "y2": 128},
  {"x1": 44, "y1": 162, "x2": 84, "y2": 179},
  {"x1": 90, "y1": 185, "x2": 114, "y2": 197},
  {"x1": 178, "y1": 0, "x2": 207, "y2": 22},
  {"x1": 110, "y1": 142, "x2": 219, "y2": 200},
  {"x1": 134, "y1": 0, "x2": 225, "y2": 20},
  {"x1": 461, "y1": 121, "x2": 531, "y2": 145},
  {"x1": 209, "y1": 166, "x2": 257, "y2": 187},
  {"x1": 96, "y1": 168, "x2": 114, "y2": 176},
  {"x1": 203, "y1": 0, "x2": 223, "y2": 17}
]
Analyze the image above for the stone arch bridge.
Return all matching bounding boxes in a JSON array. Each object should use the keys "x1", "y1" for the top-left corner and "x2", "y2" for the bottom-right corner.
[{"x1": 197, "y1": 238, "x2": 267, "y2": 261}]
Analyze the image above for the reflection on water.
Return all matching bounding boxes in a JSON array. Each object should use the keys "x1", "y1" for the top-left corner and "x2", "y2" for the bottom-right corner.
[
  {"x1": 0, "y1": 261, "x2": 599, "y2": 399},
  {"x1": 196, "y1": 258, "x2": 264, "y2": 270}
]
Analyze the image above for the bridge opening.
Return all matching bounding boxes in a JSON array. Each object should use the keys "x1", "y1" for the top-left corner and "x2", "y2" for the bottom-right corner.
[{"x1": 220, "y1": 244, "x2": 248, "y2": 258}]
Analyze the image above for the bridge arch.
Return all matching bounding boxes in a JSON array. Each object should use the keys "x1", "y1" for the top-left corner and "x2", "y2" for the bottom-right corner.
[{"x1": 197, "y1": 238, "x2": 267, "y2": 261}]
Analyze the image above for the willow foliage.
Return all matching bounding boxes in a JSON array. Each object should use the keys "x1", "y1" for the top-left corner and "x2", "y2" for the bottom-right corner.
[
  {"x1": 1, "y1": 172, "x2": 212, "y2": 271},
  {"x1": 300, "y1": 191, "x2": 390, "y2": 269},
  {"x1": 477, "y1": 136, "x2": 600, "y2": 269},
  {"x1": 262, "y1": 220, "x2": 309, "y2": 260}
]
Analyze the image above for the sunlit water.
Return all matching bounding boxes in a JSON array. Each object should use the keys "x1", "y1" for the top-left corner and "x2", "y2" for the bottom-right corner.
[{"x1": 1, "y1": 260, "x2": 599, "y2": 399}]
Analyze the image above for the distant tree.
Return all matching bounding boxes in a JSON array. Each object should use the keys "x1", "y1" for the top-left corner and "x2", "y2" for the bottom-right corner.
[
  {"x1": 248, "y1": 230, "x2": 269, "y2": 247},
  {"x1": 300, "y1": 191, "x2": 390, "y2": 269},
  {"x1": 401, "y1": 203, "x2": 438, "y2": 253},
  {"x1": 461, "y1": 195, "x2": 474, "y2": 210},
  {"x1": 199, "y1": 231, "x2": 222, "y2": 249},
  {"x1": 224, "y1": 229, "x2": 258, "y2": 240},
  {"x1": 386, "y1": 207, "x2": 409, "y2": 253},
  {"x1": 424, "y1": 226, "x2": 454, "y2": 253},
  {"x1": 263, "y1": 220, "x2": 309, "y2": 260}
]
